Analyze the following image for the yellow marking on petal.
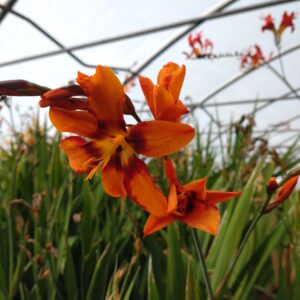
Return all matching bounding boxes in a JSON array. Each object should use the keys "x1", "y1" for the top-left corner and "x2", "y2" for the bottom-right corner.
[{"x1": 82, "y1": 134, "x2": 135, "y2": 180}]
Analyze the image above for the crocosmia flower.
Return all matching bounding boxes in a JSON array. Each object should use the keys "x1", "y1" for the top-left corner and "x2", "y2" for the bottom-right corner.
[
  {"x1": 188, "y1": 32, "x2": 203, "y2": 48},
  {"x1": 262, "y1": 11, "x2": 296, "y2": 45},
  {"x1": 279, "y1": 12, "x2": 296, "y2": 36},
  {"x1": 185, "y1": 32, "x2": 213, "y2": 59},
  {"x1": 265, "y1": 175, "x2": 299, "y2": 213},
  {"x1": 143, "y1": 158, "x2": 240, "y2": 236},
  {"x1": 262, "y1": 14, "x2": 276, "y2": 33},
  {"x1": 139, "y1": 62, "x2": 189, "y2": 121},
  {"x1": 240, "y1": 45, "x2": 265, "y2": 69},
  {"x1": 48, "y1": 66, "x2": 195, "y2": 216}
]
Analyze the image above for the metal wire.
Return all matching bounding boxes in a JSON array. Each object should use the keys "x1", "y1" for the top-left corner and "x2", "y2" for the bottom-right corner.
[
  {"x1": 0, "y1": 0, "x2": 17, "y2": 24},
  {"x1": 0, "y1": 0, "x2": 298, "y2": 70},
  {"x1": 0, "y1": 4, "x2": 134, "y2": 73},
  {"x1": 190, "y1": 44, "x2": 300, "y2": 110}
]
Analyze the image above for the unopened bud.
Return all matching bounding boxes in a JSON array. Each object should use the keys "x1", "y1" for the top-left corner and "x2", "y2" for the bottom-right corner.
[
  {"x1": 123, "y1": 94, "x2": 141, "y2": 122},
  {"x1": 39, "y1": 85, "x2": 88, "y2": 110},
  {"x1": 0, "y1": 80, "x2": 49, "y2": 96},
  {"x1": 266, "y1": 177, "x2": 278, "y2": 194},
  {"x1": 264, "y1": 175, "x2": 299, "y2": 213}
]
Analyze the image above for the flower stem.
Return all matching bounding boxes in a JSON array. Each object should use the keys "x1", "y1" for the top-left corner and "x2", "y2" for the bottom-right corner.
[
  {"x1": 192, "y1": 229, "x2": 214, "y2": 300},
  {"x1": 276, "y1": 44, "x2": 287, "y2": 80},
  {"x1": 215, "y1": 194, "x2": 272, "y2": 297}
]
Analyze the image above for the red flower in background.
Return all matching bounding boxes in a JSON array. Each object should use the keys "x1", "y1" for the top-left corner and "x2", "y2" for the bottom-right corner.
[
  {"x1": 262, "y1": 11, "x2": 296, "y2": 45},
  {"x1": 185, "y1": 32, "x2": 214, "y2": 59},
  {"x1": 240, "y1": 45, "x2": 266, "y2": 69},
  {"x1": 262, "y1": 14, "x2": 276, "y2": 33},
  {"x1": 188, "y1": 32, "x2": 203, "y2": 48},
  {"x1": 279, "y1": 12, "x2": 296, "y2": 36}
]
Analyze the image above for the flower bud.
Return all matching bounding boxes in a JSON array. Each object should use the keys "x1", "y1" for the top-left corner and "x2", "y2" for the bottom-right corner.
[{"x1": 0, "y1": 80, "x2": 49, "y2": 96}]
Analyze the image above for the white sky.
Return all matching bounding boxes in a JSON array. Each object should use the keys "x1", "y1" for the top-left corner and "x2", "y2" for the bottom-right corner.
[{"x1": 0, "y1": 0, "x2": 300, "y2": 148}]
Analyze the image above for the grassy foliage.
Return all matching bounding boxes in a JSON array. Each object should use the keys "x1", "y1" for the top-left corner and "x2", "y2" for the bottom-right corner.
[{"x1": 0, "y1": 114, "x2": 299, "y2": 300}]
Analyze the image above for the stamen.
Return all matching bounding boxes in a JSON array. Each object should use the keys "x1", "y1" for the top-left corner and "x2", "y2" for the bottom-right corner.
[
  {"x1": 83, "y1": 157, "x2": 103, "y2": 180},
  {"x1": 173, "y1": 191, "x2": 195, "y2": 216}
]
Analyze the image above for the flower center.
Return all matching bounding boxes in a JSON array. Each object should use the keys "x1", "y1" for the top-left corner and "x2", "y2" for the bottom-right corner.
[
  {"x1": 174, "y1": 190, "x2": 195, "y2": 217},
  {"x1": 85, "y1": 134, "x2": 134, "y2": 180}
]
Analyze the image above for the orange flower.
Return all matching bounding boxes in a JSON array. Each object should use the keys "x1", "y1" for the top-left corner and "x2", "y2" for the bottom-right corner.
[
  {"x1": 139, "y1": 62, "x2": 189, "y2": 121},
  {"x1": 265, "y1": 176, "x2": 299, "y2": 213},
  {"x1": 48, "y1": 66, "x2": 194, "y2": 216},
  {"x1": 143, "y1": 158, "x2": 240, "y2": 236}
]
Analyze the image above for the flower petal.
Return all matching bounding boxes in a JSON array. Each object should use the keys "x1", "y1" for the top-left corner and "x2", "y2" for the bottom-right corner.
[
  {"x1": 153, "y1": 85, "x2": 176, "y2": 118},
  {"x1": 167, "y1": 65, "x2": 186, "y2": 100},
  {"x1": 127, "y1": 120, "x2": 195, "y2": 157},
  {"x1": 157, "y1": 100, "x2": 189, "y2": 121},
  {"x1": 60, "y1": 137, "x2": 100, "y2": 174},
  {"x1": 164, "y1": 158, "x2": 181, "y2": 188},
  {"x1": 102, "y1": 156, "x2": 126, "y2": 199},
  {"x1": 77, "y1": 66, "x2": 126, "y2": 133},
  {"x1": 167, "y1": 184, "x2": 178, "y2": 213},
  {"x1": 49, "y1": 107, "x2": 99, "y2": 139},
  {"x1": 123, "y1": 156, "x2": 168, "y2": 217},
  {"x1": 138, "y1": 76, "x2": 155, "y2": 116},
  {"x1": 206, "y1": 191, "x2": 241, "y2": 205},
  {"x1": 182, "y1": 203, "x2": 220, "y2": 235},
  {"x1": 143, "y1": 214, "x2": 175, "y2": 237},
  {"x1": 157, "y1": 62, "x2": 180, "y2": 86},
  {"x1": 157, "y1": 63, "x2": 185, "y2": 100},
  {"x1": 184, "y1": 178, "x2": 207, "y2": 200}
]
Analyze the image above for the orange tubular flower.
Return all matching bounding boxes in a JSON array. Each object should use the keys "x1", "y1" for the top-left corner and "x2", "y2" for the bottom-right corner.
[
  {"x1": 48, "y1": 66, "x2": 195, "y2": 215},
  {"x1": 265, "y1": 176, "x2": 299, "y2": 213},
  {"x1": 139, "y1": 62, "x2": 189, "y2": 122},
  {"x1": 143, "y1": 158, "x2": 240, "y2": 237}
]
